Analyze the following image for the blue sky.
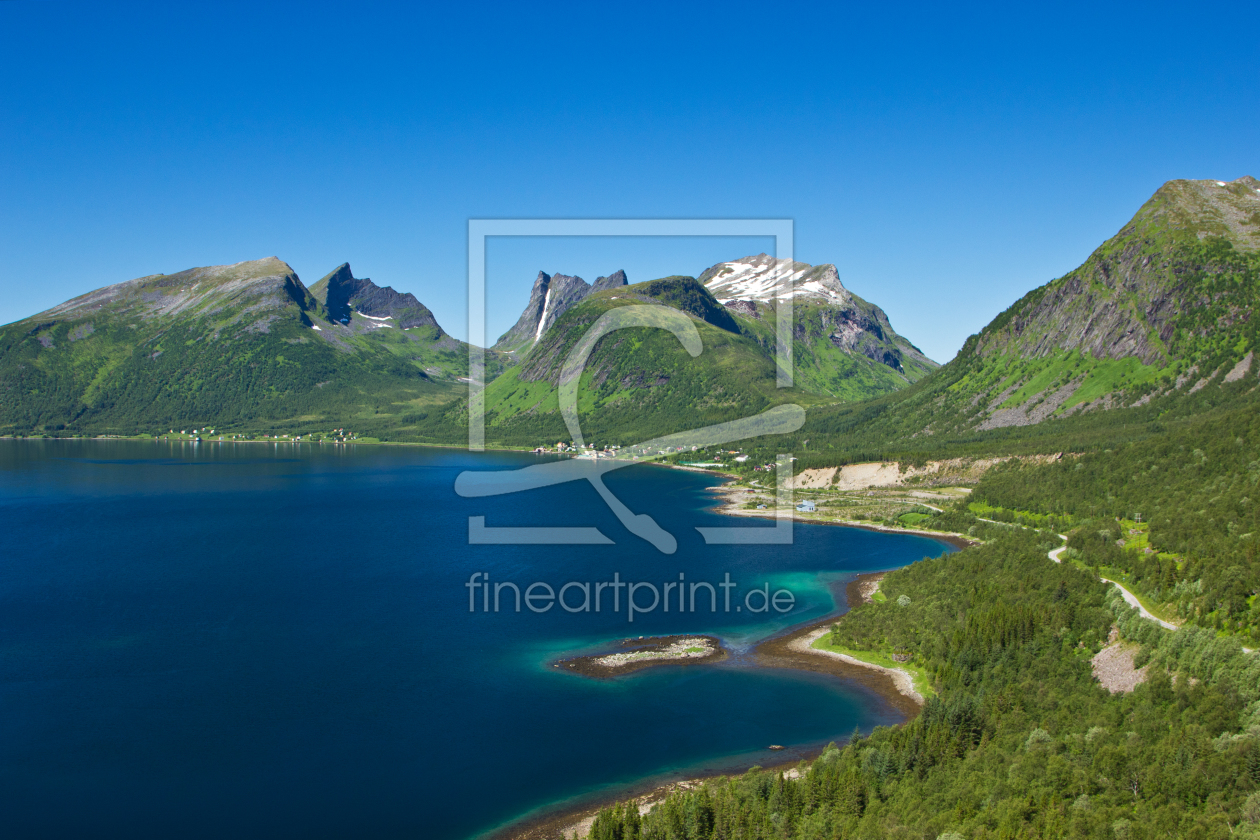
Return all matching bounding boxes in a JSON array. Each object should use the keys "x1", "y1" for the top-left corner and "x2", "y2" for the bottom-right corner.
[{"x1": 2, "y1": 1, "x2": 1257, "y2": 362}]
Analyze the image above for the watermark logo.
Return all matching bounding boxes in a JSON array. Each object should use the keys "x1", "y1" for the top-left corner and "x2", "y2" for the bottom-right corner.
[
  {"x1": 456, "y1": 220, "x2": 803, "y2": 553},
  {"x1": 464, "y1": 571, "x2": 797, "y2": 622}
]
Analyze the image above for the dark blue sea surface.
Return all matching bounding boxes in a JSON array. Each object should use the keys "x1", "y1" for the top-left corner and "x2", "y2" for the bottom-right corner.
[{"x1": 0, "y1": 440, "x2": 954, "y2": 839}]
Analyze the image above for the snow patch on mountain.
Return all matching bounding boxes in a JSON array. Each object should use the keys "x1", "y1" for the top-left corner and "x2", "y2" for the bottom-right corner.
[
  {"x1": 701, "y1": 254, "x2": 852, "y2": 306},
  {"x1": 534, "y1": 288, "x2": 553, "y2": 343}
]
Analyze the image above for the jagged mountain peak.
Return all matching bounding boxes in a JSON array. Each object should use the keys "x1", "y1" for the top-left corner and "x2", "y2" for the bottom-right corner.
[
  {"x1": 493, "y1": 268, "x2": 628, "y2": 353},
  {"x1": 698, "y1": 254, "x2": 852, "y2": 306},
  {"x1": 309, "y1": 263, "x2": 442, "y2": 333},
  {"x1": 592, "y1": 269, "x2": 628, "y2": 292}
]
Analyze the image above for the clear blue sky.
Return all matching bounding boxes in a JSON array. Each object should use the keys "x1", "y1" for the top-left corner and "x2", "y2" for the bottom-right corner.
[{"x1": 2, "y1": 1, "x2": 1257, "y2": 362}]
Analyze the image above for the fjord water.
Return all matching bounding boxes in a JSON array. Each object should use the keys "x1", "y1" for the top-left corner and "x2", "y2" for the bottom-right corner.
[{"x1": 0, "y1": 441, "x2": 953, "y2": 839}]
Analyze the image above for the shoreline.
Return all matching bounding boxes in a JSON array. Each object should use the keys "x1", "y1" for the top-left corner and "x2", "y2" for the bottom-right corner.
[
  {"x1": 0, "y1": 434, "x2": 540, "y2": 453},
  {"x1": 0, "y1": 439, "x2": 973, "y2": 554},
  {"x1": 485, "y1": 750, "x2": 814, "y2": 840},
  {"x1": 752, "y1": 573, "x2": 924, "y2": 717},
  {"x1": 491, "y1": 573, "x2": 922, "y2": 840}
]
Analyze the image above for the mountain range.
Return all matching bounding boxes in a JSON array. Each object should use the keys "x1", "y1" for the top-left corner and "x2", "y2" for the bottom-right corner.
[
  {"x1": 0, "y1": 245, "x2": 937, "y2": 439},
  {"x1": 2, "y1": 175, "x2": 1257, "y2": 450}
]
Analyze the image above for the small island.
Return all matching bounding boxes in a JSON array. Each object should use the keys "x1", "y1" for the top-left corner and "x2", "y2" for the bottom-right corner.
[{"x1": 555, "y1": 635, "x2": 726, "y2": 678}]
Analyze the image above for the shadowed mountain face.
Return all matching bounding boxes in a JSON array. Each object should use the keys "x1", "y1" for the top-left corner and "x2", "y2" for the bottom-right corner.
[
  {"x1": 309, "y1": 263, "x2": 443, "y2": 332},
  {"x1": 493, "y1": 269, "x2": 629, "y2": 353}
]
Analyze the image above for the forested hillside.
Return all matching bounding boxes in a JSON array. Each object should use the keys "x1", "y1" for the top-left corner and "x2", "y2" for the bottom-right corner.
[
  {"x1": 585, "y1": 532, "x2": 1260, "y2": 839},
  {"x1": 966, "y1": 397, "x2": 1260, "y2": 645},
  {"x1": 576, "y1": 183, "x2": 1260, "y2": 837}
]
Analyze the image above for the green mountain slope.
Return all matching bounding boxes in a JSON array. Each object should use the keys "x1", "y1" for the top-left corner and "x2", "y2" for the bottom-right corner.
[
  {"x1": 467, "y1": 259, "x2": 942, "y2": 447},
  {"x1": 0, "y1": 258, "x2": 485, "y2": 435},
  {"x1": 731, "y1": 297, "x2": 938, "y2": 401},
  {"x1": 687, "y1": 178, "x2": 1260, "y2": 648},
  {"x1": 915, "y1": 176, "x2": 1260, "y2": 435},
  {"x1": 572, "y1": 179, "x2": 1260, "y2": 840},
  {"x1": 468, "y1": 275, "x2": 826, "y2": 445}
]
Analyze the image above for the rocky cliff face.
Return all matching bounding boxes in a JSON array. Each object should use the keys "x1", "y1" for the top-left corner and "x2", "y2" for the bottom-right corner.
[
  {"x1": 493, "y1": 268, "x2": 629, "y2": 353},
  {"x1": 591, "y1": 269, "x2": 628, "y2": 293},
  {"x1": 801, "y1": 305, "x2": 905, "y2": 369},
  {"x1": 975, "y1": 176, "x2": 1260, "y2": 369},
  {"x1": 308, "y1": 263, "x2": 443, "y2": 332},
  {"x1": 861, "y1": 176, "x2": 1260, "y2": 436}
]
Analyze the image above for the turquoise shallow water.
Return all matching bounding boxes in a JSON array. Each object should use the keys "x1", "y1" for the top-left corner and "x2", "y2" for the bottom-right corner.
[{"x1": 0, "y1": 440, "x2": 953, "y2": 839}]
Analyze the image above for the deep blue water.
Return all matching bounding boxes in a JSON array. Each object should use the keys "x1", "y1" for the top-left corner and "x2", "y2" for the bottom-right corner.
[{"x1": 0, "y1": 440, "x2": 953, "y2": 839}]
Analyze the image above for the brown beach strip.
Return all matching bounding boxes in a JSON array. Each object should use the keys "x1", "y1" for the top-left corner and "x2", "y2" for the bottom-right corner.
[{"x1": 752, "y1": 573, "x2": 923, "y2": 721}]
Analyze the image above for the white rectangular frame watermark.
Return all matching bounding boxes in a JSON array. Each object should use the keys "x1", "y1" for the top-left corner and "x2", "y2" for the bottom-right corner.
[{"x1": 463, "y1": 219, "x2": 797, "y2": 547}]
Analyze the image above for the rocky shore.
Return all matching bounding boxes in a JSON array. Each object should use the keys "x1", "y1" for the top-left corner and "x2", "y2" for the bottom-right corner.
[
  {"x1": 494, "y1": 461, "x2": 959, "y2": 840},
  {"x1": 554, "y1": 635, "x2": 726, "y2": 678}
]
